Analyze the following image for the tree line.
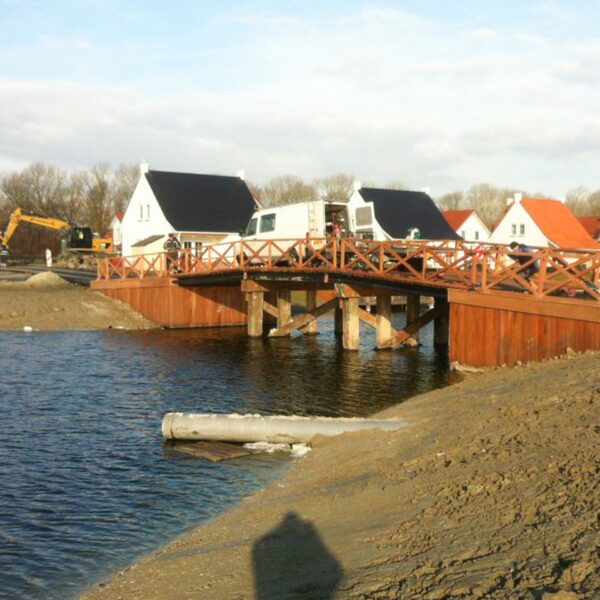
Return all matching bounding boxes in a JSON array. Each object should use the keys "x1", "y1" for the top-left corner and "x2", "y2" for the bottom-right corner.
[
  {"x1": 1, "y1": 162, "x2": 598, "y2": 256},
  {"x1": 0, "y1": 162, "x2": 138, "y2": 256}
]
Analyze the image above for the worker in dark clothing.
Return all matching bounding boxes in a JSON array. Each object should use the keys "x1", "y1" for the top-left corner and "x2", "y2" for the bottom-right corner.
[
  {"x1": 509, "y1": 241, "x2": 539, "y2": 280},
  {"x1": 163, "y1": 233, "x2": 181, "y2": 273},
  {"x1": 0, "y1": 244, "x2": 8, "y2": 267}
]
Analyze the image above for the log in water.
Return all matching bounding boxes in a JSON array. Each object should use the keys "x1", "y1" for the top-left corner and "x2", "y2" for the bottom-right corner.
[{"x1": 162, "y1": 412, "x2": 411, "y2": 444}]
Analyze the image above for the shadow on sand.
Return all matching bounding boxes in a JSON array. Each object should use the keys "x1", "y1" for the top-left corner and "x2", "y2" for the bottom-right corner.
[{"x1": 252, "y1": 512, "x2": 343, "y2": 599}]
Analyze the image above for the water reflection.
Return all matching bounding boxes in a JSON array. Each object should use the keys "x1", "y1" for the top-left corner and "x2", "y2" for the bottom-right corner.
[{"x1": 0, "y1": 314, "x2": 450, "y2": 599}]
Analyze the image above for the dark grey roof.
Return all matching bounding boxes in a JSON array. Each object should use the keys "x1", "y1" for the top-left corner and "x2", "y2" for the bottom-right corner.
[
  {"x1": 359, "y1": 188, "x2": 461, "y2": 240},
  {"x1": 132, "y1": 234, "x2": 164, "y2": 247},
  {"x1": 146, "y1": 170, "x2": 256, "y2": 233}
]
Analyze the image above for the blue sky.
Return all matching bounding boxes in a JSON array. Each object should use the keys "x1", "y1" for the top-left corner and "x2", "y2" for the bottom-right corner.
[{"x1": 1, "y1": 1, "x2": 600, "y2": 196}]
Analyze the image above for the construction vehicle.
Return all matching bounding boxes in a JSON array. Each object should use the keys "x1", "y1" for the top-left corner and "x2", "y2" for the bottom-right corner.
[{"x1": 0, "y1": 207, "x2": 113, "y2": 255}]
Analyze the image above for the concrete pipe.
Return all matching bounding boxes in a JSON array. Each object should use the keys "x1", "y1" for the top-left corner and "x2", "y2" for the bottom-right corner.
[{"x1": 161, "y1": 412, "x2": 410, "y2": 444}]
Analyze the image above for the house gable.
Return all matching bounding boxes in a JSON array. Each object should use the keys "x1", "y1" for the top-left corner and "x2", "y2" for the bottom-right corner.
[
  {"x1": 121, "y1": 173, "x2": 172, "y2": 256},
  {"x1": 357, "y1": 188, "x2": 460, "y2": 240},
  {"x1": 489, "y1": 201, "x2": 546, "y2": 246}
]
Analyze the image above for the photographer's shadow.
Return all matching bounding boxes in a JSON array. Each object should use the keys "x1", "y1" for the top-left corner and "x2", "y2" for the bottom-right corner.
[{"x1": 252, "y1": 512, "x2": 343, "y2": 599}]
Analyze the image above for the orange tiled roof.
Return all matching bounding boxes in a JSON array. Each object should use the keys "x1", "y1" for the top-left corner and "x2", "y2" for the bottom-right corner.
[
  {"x1": 442, "y1": 209, "x2": 473, "y2": 230},
  {"x1": 578, "y1": 216, "x2": 600, "y2": 238},
  {"x1": 520, "y1": 198, "x2": 600, "y2": 249}
]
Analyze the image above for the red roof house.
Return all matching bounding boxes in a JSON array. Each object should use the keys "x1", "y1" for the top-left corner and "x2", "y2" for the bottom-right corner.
[
  {"x1": 442, "y1": 209, "x2": 490, "y2": 242},
  {"x1": 578, "y1": 216, "x2": 600, "y2": 241},
  {"x1": 490, "y1": 197, "x2": 600, "y2": 249}
]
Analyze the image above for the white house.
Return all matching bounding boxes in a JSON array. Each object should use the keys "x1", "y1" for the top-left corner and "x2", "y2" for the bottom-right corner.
[
  {"x1": 106, "y1": 210, "x2": 124, "y2": 254},
  {"x1": 121, "y1": 162, "x2": 257, "y2": 257},
  {"x1": 489, "y1": 194, "x2": 600, "y2": 249},
  {"x1": 442, "y1": 210, "x2": 490, "y2": 242}
]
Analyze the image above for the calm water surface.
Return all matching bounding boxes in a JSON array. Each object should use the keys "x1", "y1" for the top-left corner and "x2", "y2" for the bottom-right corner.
[{"x1": 0, "y1": 314, "x2": 451, "y2": 599}]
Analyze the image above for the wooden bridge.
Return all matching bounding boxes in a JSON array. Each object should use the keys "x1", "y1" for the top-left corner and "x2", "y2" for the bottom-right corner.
[{"x1": 92, "y1": 238, "x2": 600, "y2": 367}]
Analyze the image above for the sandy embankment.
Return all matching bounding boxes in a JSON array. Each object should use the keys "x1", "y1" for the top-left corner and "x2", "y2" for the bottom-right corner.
[
  {"x1": 82, "y1": 352, "x2": 599, "y2": 600},
  {"x1": 0, "y1": 272, "x2": 155, "y2": 330}
]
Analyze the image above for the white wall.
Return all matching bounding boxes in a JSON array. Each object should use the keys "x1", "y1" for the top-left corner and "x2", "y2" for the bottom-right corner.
[
  {"x1": 121, "y1": 174, "x2": 173, "y2": 256},
  {"x1": 456, "y1": 213, "x2": 491, "y2": 242},
  {"x1": 489, "y1": 202, "x2": 548, "y2": 247}
]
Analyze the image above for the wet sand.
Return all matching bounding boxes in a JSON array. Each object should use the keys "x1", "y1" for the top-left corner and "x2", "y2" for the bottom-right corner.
[{"x1": 81, "y1": 351, "x2": 600, "y2": 599}]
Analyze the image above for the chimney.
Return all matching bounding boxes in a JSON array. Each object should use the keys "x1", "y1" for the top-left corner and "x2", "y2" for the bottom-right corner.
[
  {"x1": 514, "y1": 192, "x2": 523, "y2": 203},
  {"x1": 353, "y1": 180, "x2": 362, "y2": 192},
  {"x1": 140, "y1": 160, "x2": 149, "y2": 175},
  {"x1": 236, "y1": 169, "x2": 245, "y2": 181}
]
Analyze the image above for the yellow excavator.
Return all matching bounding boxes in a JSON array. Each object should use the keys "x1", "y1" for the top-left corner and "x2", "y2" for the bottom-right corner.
[{"x1": 0, "y1": 207, "x2": 113, "y2": 255}]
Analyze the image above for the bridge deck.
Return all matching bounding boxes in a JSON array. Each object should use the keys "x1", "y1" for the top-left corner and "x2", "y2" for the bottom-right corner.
[{"x1": 98, "y1": 238, "x2": 600, "y2": 304}]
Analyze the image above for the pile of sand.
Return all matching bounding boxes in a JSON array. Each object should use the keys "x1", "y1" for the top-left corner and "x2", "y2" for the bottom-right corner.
[{"x1": 23, "y1": 272, "x2": 72, "y2": 289}]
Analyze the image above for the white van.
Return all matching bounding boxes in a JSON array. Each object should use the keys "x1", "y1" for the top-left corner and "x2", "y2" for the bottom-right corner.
[{"x1": 241, "y1": 197, "x2": 387, "y2": 242}]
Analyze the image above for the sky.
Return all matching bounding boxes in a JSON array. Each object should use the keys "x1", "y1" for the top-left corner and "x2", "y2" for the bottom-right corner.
[{"x1": 1, "y1": 0, "x2": 600, "y2": 197}]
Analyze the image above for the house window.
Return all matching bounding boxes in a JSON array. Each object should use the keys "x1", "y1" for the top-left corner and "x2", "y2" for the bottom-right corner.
[
  {"x1": 183, "y1": 241, "x2": 192, "y2": 249},
  {"x1": 511, "y1": 224, "x2": 517, "y2": 236},
  {"x1": 519, "y1": 224, "x2": 525, "y2": 236},
  {"x1": 146, "y1": 204, "x2": 151, "y2": 220},
  {"x1": 260, "y1": 213, "x2": 276, "y2": 233},
  {"x1": 474, "y1": 231, "x2": 479, "y2": 241},
  {"x1": 139, "y1": 204, "x2": 144, "y2": 221},
  {"x1": 461, "y1": 230, "x2": 466, "y2": 239}
]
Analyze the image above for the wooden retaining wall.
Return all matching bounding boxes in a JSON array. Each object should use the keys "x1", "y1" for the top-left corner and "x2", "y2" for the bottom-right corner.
[
  {"x1": 91, "y1": 278, "x2": 247, "y2": 328},
  {"x1": 449, "y1": 289, "x2": 600, "y2": 367}
]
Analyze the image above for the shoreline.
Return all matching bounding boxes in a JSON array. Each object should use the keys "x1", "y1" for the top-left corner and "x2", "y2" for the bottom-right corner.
[{"x1": 81, "y1": 351, "x2": 600, "y2": 599}]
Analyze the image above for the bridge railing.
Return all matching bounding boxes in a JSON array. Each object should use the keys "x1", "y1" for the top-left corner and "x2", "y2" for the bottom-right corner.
[{"x1": 97, "y1": 238, "x2": 600, "y2": 302}]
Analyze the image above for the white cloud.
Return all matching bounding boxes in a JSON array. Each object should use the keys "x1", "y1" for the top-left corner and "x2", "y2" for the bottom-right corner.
[{"x1": 1, "y1": 5, "x2": 600, "y2": 197}]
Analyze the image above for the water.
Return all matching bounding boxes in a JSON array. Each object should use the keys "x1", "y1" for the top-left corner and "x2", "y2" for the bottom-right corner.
[{"x1": 0, "y1": 314, "x2": 451, "y2": 599}]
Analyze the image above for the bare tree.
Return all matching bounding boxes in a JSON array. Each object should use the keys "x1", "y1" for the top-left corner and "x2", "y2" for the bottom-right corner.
[
  {"x1": 82, "y1": 163, "x2": 112, "y2": 234},
  {"x1": 587, "y1": 190, "x2": 600, "y2": 215},
  {"x1": 246, "y1": 181, "x2": 265, "y2": 207},
  {"x1": 565, "y1": 186, "x2": 591, "y2": 216},
  {"x1": 437, "y1": 191, "x2": 464, "y2": 211},
  {"x1": 465, "y1": 183, "x2": 519, "y2": 229},
  {"x1": 384, "y1": 180, "x2": 406, "y2": 191},
  {"x1": 262, "y1": 175, "x2": 316, "y2": 207},
  {"x1": 313, "y1": 174, "x2": 355, "y2": 203},
  {"x1": 110, "y1": 164, "x2": 139, "y2": 214}
]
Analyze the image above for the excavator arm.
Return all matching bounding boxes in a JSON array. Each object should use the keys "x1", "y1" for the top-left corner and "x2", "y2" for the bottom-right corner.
[{"x1": 1, "y1": 208, "x2": 69, "y2": 246}]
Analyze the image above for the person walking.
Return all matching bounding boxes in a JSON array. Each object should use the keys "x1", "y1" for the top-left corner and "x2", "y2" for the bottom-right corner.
[
  {"x1": 163, "y1": 233, "x2": 181, "y2": 274},
  {"x1": 509, "y1": 241, "x2": 540, "y2": 281}
]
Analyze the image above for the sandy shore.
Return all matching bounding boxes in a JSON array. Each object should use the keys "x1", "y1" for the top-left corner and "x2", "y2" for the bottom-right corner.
[
  {"x1": 81, "y1": 351, "x2": 599, "y2": 600},
  {"x1": 0, "y1": 272, "x2": 155, "y2": 330}
]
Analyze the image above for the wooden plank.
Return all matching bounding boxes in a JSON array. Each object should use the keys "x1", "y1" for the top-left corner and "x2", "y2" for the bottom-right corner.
[
  {"x1": 375, "y1": 295, "x2": 392, "y2": 349},
  {"x1": 343, "y1": 297, "x2": 360, "y2": 350},
  {"x1": 277, "y1": 290, "x2": 292, "y2": 330},
  {"x1": 167, "y1": 441, "x2": 252, "y2": 462},
  {"x1": 358, "y1": 307, "x2": 377, "y2": 329},
  {"x1": 449, "y1": 289, "x2": 600, "y2": 324},
  {"x1": 406, "y1": 293, "x2": 420, "y2": 345},
  {"x1": 247, "y1": 291, "x2": 264, "y2": 337},
  {"x1": 262, "y1": 300, "x2": 278, "y2": 319},
  {"x1": 303, "y1": 289, "x2": 318, "y2": 334},
  {"x1": 381, "y1": 302, "x2": 449, "y2": 348},
  {"x1": 268, "y1": 297, "x2": 338, "y2": 337}
]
